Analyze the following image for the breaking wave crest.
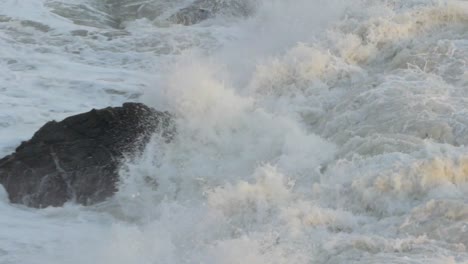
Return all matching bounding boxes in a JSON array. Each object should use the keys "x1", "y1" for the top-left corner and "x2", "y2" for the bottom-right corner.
[{"x1": 0, "y1": 0, "x2": 467, "y2": 263}]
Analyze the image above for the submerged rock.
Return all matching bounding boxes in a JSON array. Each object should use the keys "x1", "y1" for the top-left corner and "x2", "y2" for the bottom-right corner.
[
  {"x1": 104, "y1": 0, "x2": 165, "y2": 22},
  {"x1": 169, "y1": 0, "x2": 255, "y2": 25},
  {"x1": 0, "y1": 103, "x2": 173, "y2": 208},
  {"x1": 169, "y1": 6, "x2": 212, "y2": 26}
]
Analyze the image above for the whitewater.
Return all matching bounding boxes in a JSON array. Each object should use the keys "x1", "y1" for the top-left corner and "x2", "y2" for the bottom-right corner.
[{"x1": 0, "y1": 0, "x2": 467, "y2": 263}]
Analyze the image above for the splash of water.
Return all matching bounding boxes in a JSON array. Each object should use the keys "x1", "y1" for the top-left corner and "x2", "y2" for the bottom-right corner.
[{"x1": 0, "y1": 0, "x2": 467, "y2": 263}]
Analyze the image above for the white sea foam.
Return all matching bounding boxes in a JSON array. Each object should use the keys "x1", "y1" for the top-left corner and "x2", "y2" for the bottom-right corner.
[{"x1": 0, "y1": 0, "x2": 467, "y2": 263}]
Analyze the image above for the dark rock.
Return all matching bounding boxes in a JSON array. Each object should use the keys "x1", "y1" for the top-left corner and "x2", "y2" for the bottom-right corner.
[{"x1": 0, "y1": 103, "x2": 173, "y2": 208}]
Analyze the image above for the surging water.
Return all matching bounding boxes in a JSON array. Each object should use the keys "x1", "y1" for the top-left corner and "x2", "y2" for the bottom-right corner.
[{"x1": 0, "y1": 0, "x2": 467, "y2": 263}]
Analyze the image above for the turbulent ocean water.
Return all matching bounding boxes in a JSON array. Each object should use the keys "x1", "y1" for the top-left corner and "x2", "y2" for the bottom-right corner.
[{"x1": 0, "y1": 0, "x2": 468, "y2": 263}]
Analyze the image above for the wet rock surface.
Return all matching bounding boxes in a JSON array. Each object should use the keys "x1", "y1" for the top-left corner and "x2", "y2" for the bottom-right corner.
[{"x1": 0, "y1": 103, "x2": 173, "y2": 208}]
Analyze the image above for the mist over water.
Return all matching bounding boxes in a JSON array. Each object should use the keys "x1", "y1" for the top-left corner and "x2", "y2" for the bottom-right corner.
[{"x1": 0, "y1": 0, "x2": 467, "y2": 263}]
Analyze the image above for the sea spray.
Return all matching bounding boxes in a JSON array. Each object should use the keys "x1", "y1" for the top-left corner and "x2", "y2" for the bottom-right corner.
[{"x1": 0, "y1": 0, "x2": 467, "y2": 263}]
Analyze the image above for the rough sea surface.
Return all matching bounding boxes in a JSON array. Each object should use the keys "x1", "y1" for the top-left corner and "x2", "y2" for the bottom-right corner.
[{"x1": 0, "y1": 0, "x2": 467, "y2": 263}]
